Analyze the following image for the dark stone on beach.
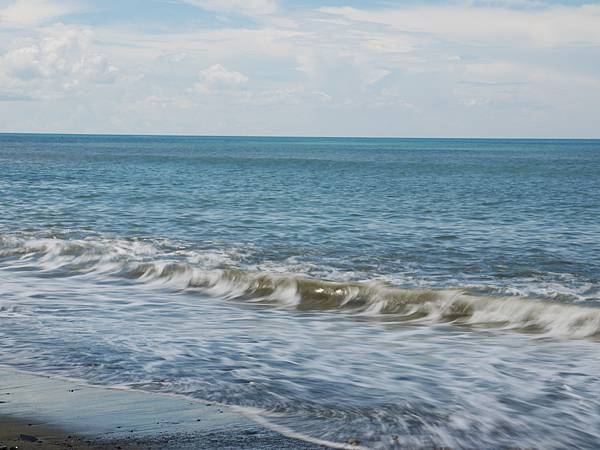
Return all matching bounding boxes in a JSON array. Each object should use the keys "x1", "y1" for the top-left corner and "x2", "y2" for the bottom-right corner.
[
  {"x1": 346, "y1": 437, "x2": 361, "y2": 445},
  {"x1": 19, "y1": 434, "x2": 38, "y2": 442}
]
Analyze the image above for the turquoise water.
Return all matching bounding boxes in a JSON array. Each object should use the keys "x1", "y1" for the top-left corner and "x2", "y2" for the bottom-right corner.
[{"x1": 1, "y1": 134, "x2": 600, "y2": 448}]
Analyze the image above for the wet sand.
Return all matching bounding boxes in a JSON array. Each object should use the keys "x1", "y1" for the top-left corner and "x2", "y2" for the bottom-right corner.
[{"x1": 0, "y1": 368, "x2": 326, "y2": 449}]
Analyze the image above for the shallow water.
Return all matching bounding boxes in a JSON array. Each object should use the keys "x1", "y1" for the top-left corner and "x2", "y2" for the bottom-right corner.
[{"x1": 1, "y1": 134, "x2": 600, "y2": 448}]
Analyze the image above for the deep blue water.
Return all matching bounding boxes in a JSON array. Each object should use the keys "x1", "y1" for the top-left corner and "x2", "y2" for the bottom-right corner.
[{"x1": 1, "y1": 134, "x2": 600, "y2": 448}]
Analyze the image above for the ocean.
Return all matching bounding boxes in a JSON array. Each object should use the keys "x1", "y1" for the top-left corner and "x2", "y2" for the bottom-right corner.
[{"x1": 1, "y1": 134, "x2": 599, "y2": 448}]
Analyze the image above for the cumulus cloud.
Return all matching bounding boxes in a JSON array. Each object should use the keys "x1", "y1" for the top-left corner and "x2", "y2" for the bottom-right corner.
[
  {"x1": 0, "y1": 26, "x2": 118, "y2": 99},
  {"x1": 0, "y1": 0, "x2": 79, "y2": 27},
  {"x1": 192, "y1": 64, "x2": 248, "y2": 93}
]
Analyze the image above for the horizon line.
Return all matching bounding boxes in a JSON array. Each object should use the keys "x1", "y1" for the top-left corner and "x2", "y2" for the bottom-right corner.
[{"x1": 1, "y1": 132, "x2": 600, "y2": 141}]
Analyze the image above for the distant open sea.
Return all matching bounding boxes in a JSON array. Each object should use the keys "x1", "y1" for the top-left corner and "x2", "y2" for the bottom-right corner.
[{"x1": 1, "y1": 134, "x2": 600, "y2": 448}]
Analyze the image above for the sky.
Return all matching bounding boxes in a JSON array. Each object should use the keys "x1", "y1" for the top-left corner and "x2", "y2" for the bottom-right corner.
[{"x1": 0, "y1": 0, "x2": 599, "y2": 138}]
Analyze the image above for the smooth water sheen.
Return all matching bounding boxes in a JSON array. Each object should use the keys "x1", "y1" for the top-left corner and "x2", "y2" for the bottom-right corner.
[{"x1": 1, "y1": 134, "x2": 600, "y2": 448}]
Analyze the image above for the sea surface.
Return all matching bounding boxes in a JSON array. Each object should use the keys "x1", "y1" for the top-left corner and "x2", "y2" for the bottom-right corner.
[{"x1": 1, "y1": 134, "x2": 600, "y2": 448}]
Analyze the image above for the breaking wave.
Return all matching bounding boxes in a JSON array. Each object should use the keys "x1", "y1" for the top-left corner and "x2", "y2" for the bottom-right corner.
[{"x1": 2, "y1": 233, "x2": 600, "y2": 339}]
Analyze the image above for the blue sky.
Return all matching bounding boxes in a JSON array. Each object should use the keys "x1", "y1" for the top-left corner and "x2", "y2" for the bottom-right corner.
[{"x1": 0, "y1": 0, "x2": 599, "y2": 137}]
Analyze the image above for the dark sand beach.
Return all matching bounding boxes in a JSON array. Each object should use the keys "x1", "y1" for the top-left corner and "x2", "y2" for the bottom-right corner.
[{"x1": 0, "y1": 369, "x2": 326, "y2": 449}]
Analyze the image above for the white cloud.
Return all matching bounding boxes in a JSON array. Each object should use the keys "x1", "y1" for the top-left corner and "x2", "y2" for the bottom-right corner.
[
  {"x1": 319, "y1": 4, "x2": 600, "y2": 47},
  {"x1": 229, "y1": 85, "x2": 331, "y2": 107},
  {"x1": 193, "y1": 64, "x2": 248, "y2": 93},
  {"x1": 180, "y1": 0, "x2": 277, "y2": 16},
  {"x1": 1, "y1": 1, "x2": 599, "y2": 137},
  {"x1": 0, "y1": 26, "x2": 118, "y2": 99},
  {"x1": 199, "y1": 64, "x2": 248, "y2": 85},
  {"x1": 0, "y1": 0, "x2": 79, "y2": 27},
  {"x1": 454, "y1": 59, "x2": 600, "y2": 109}
]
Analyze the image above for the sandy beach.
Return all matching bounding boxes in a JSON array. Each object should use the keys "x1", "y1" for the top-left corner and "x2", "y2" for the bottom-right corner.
[{"x1": 0, "y1": 368, "x2": 325, "y2": 449}]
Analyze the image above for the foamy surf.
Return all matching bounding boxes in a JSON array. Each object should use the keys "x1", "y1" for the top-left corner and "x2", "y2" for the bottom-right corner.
[{"x1": 2, "y1": 233, "x2": 599, "y2": 339}]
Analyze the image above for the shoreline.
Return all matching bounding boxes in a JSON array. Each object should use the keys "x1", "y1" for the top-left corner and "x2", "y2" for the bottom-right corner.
[{"x1": 0, "y1": 367, "x2": 326, "y2": 449}]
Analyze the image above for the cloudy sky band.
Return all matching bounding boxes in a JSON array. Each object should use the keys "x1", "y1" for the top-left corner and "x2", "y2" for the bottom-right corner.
[{"x1": 0, "y1": 0, "x2": 599, "y2": 137}]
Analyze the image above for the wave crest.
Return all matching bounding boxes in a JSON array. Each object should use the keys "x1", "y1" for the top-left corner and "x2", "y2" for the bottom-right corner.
[{"x1": 2, "y1": 233, "x2": 600, "y2": 339}]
